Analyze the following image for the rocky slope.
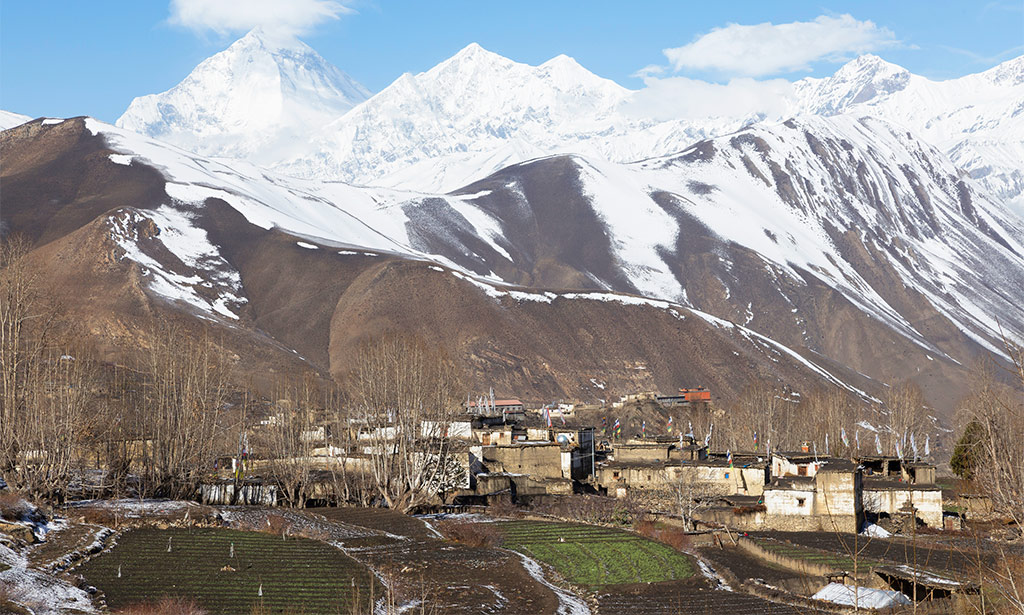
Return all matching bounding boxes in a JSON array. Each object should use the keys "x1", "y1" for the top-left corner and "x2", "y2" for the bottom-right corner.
[
  {"x1": 1, "y1": 117, "x2": 889, "y2": 406},
  {"x1": 5, "y1": 114, "x2": 1022, "y2": 415}
]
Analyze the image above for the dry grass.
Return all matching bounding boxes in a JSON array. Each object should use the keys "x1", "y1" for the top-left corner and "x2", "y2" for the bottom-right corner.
[
  {"x1": 434, "y1": 520, "x2": 502, "y2": 548},
  {"x1": 77, "y1": 506, "x2": 120, "y2": 526},
  {"x1": 634, "y1": 518, "x2": 691, "y2": 551},
  {"x1": 116, "y1": 596, "x2": 207, "y2": 615},
  {"x1": 0, "y1": 492, "x2": 30, "y2": 522},
  {"x1": 262, "y1": 513, "x2": 293, "y2": 536}
]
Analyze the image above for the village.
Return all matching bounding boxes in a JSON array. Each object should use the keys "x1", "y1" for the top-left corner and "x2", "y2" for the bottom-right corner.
[
  {"x1": 188, "y1": 387, "x2": 950, "y2": 536},
  {"x1": 1, "y1": 373, "x2": 1021, "y2": 614}
]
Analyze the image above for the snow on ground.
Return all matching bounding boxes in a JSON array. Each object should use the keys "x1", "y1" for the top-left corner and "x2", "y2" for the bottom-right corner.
[
  {"x1": 812, "y1": 582, "x2": 910, "y2": 609},
  {"x1": 108, "y1": 153, "x2": 133, "y2": 165},
  {"x1": 66, "y1": 499, "x2": 198, "y2": 518},
  {"x1": 515, "y1": 552, "x2": 591, "y2": 615},
  {"x1": 0, "y1": 543, "x2": 96, "y2": 614},
  {"x1": 697, "y1": 558, "x2": 733, "y2": 591},
  {"x1": 296, "y1": 241, "x2": 318, "y2": 249},
  {"x1": 575, "y1": 156, "x2": 686, "y2": 302}
]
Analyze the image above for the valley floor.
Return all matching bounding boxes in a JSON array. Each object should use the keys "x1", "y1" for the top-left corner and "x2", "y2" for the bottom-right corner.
[{"x1": 0, "y1": 499, "x2": 1003, "y2": 614}]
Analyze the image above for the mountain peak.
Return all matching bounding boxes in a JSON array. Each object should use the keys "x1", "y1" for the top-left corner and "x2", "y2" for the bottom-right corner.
[
  {"x1": 794, "y1": 54, "x2": 911, "y2": 115},
  {"x1": 116, "y1": 30, "x2": 369, "y2": 163},
  {"x1": 832, "y1": 54, "x2": 910, "y2": 82},
  {"x1": 230, "y1": 27, "x2": 308, "y2": 53},
  {"x1": 439, "y1": 42, "x2": 515, "y2": 70}
]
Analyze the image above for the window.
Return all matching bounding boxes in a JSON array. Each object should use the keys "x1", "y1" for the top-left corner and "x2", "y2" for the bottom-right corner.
[
  {"x1": 798, "y1": 465, "x2": 808, "y2": 476},
  {"x1": 613, "y1": 471, "x2": 620, "y2": 479},
  {"x1": 724, "y1": 472, "x2": 730, "y2": 479},
  {"x1": 797, "y1": 498, "x2": 806, "y2": 507}
]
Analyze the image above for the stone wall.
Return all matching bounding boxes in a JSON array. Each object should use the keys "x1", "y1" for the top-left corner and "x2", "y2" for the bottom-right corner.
[
  {"x1": 483, "y1": 443, "x2": 563, "y2": 480},
  {"x1": 863, "y1": 487, "x2": 942, "y2": 528}
]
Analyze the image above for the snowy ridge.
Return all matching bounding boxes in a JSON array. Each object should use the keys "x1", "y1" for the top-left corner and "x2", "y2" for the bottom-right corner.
[
  {"x1": 107, "y1": 205, "x2": 247, "y2": 320},
  {"x1": 638, "y1": 114, "x2": 1024, "y2": 356},
  {"x1": 795, "y1": 54, "x2": 1024, "y2": 211},
  {"x1": 77, "y1": 115, "x2": 887, "y2": 396},
  {"x1": 248, "y1": 42, "x2": 749, "y2": 191},
  {"x1": 113, "y1": 31, "x2": 1024, "y2": 211},
  {"x1": 85, "y1": 111, "x2": 1024, "y2": 368}
]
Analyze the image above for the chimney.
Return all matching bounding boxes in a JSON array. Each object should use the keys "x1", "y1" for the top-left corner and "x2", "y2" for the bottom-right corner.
[{"x1": 801, "y1": 441, "x2": 810, "y2": 453}]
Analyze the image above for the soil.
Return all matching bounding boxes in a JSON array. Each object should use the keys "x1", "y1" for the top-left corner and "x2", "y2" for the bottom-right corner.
[
  {"x1": 306, "y1": 507, "x2": 563, "y2": 615},
  {"x1": 700, "y1": 545, "x2": 822, "y2": 595},
  {"x1": 751, "y1": 531, "x2": 982, "y2": 575},
  {"x1": 595, "y1": 577, "x2": 829, "y2": 615}
]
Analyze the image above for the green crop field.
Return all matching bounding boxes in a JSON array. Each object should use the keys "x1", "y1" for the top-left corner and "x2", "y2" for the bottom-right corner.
[
  {"x1": 76, "y1": 528, "x2": 374, "y2": 614},
  {"x1": 493, "y1": 520, "x2": 694, "y2": 587}
]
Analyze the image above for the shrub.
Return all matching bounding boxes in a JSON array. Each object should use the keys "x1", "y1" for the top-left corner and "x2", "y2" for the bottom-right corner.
[
  {"x1": 434, "y1": 520, "x2": 501, "y2": 548},
  {"x1": 77, "y1": 506, "x2": 120, "y2": 526},
  {"x1": 634, "y1": 519, "x2": 691, "y2": 551},
  {"x1": 117, "y1": 597, "x2": 207, "y2": 615},
  {"x1": 0, "y1": 492, "x2": 31, "y2": 522},
  {"x1": 263, "y1": 514, "x2": 294, "y2": 537}
]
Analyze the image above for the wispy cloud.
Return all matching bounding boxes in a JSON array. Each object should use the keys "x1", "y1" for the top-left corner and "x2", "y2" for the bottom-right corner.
[
  {"x1": 980, "y1": 1, "x2": 1024, "y2": 17},
  {"x1": 663, "y1": 14, "x2": 900, "y2": 78},
  {"x1": 168, "y1": 0, "x2": 354, "y2": 36},
  {"x1": 622, "y1": 76, "x2": 795, "y2": 122},
  {"x1": 939, "y1": 44, "x2": 1024, "y2": 65}
]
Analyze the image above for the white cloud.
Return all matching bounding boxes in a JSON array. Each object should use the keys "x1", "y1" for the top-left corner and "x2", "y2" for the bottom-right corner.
[
  {"x1": 168, "y1": 0, "x2": 354, "y2": 36},
  {"x1": 622, "y1": 76, "x2": 795, "y2": 121},
  {"x1": 664, "y1": 14, "x2": 898, "y2": 77},
  {"x1": 632, "y1": 64, "x2": 666, "y2": 79}
]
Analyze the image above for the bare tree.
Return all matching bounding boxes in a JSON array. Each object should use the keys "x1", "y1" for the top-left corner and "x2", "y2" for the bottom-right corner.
[
  {"x1": 347, "y1": 333, "x2": 463, "y2": 513},
  {"x1": 957, "y1": 349, "x2": 1024, "y2": 614},
  {"x1": 130, "y1": 320, "x2": 229, "y2": 499},
  {"x1": 257, "y1": 374, "x2": 322, "y2": 508},
  {"x1": 0, "y1": 235, "x2": 98, "y2": 502},
  {"x1": 881, "y1": 381, "x2": 928, "y2": 459}
]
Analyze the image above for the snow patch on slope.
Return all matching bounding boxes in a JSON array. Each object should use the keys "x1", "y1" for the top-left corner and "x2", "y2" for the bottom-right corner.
[{"x1": 108, "y1": 205, "x2": 246, "y2": 320}]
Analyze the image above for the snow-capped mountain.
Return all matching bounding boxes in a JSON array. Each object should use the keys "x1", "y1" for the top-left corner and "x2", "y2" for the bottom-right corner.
[
  {"x1": 116, "y1": 28, "x2": 370, "y2": 167},
  {"x1": 276, "y1": 43, "x2": 750, "y2": 191},
  {"x1": 795, "y1": 54, "x2": 1024, "y2": 213},
  {"x1": 5, "y1": 110, "x2": 1024, "y2": 411},
  {"x1": 80, "y1": 112, "x2": 1024, "y2": 371},
  {"x1": 115, "y1": 31, "x2": 1024, "y2": 212}
]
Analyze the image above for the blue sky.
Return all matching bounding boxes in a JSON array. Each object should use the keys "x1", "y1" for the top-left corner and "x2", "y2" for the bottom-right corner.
[{"x1": 2, "y1": 1, "x2": 1022, "y2": 122}]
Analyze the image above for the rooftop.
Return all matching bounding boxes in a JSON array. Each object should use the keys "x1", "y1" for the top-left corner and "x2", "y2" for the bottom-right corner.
[{"x1": 767, "y1": 476, "x2": 815, "y2": 490}]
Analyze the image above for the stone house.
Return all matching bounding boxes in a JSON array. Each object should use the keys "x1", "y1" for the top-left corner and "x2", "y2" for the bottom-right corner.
[
  {"x1": 763, "y1": 459, "x2": 864, "y2": 533},
  {"x1": 858, "y1": 456, "x2": 943, "y2": 528}
]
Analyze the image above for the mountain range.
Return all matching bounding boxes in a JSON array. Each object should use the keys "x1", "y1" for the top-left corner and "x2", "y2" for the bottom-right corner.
[{"x1": 3, "y1": 30, "x2": 1024, "y2": 421}]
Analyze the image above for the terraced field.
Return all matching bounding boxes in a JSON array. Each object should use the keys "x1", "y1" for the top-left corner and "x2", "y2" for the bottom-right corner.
[
  {"x1": 597, "y1": 583, "x2": 829, "y2": 615},
  {"x1": 493, "y1": 520, "x2": 695, "y2": 587},
  {"x1": 76, "y1": 527, "x2": 373, "y2": 614},
  {"x1": 754, "y1": 531, "x2": 981, "y2": 574},
  {"x1": 752, "y1": 537, "x2": 881, "y2": 573}
]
